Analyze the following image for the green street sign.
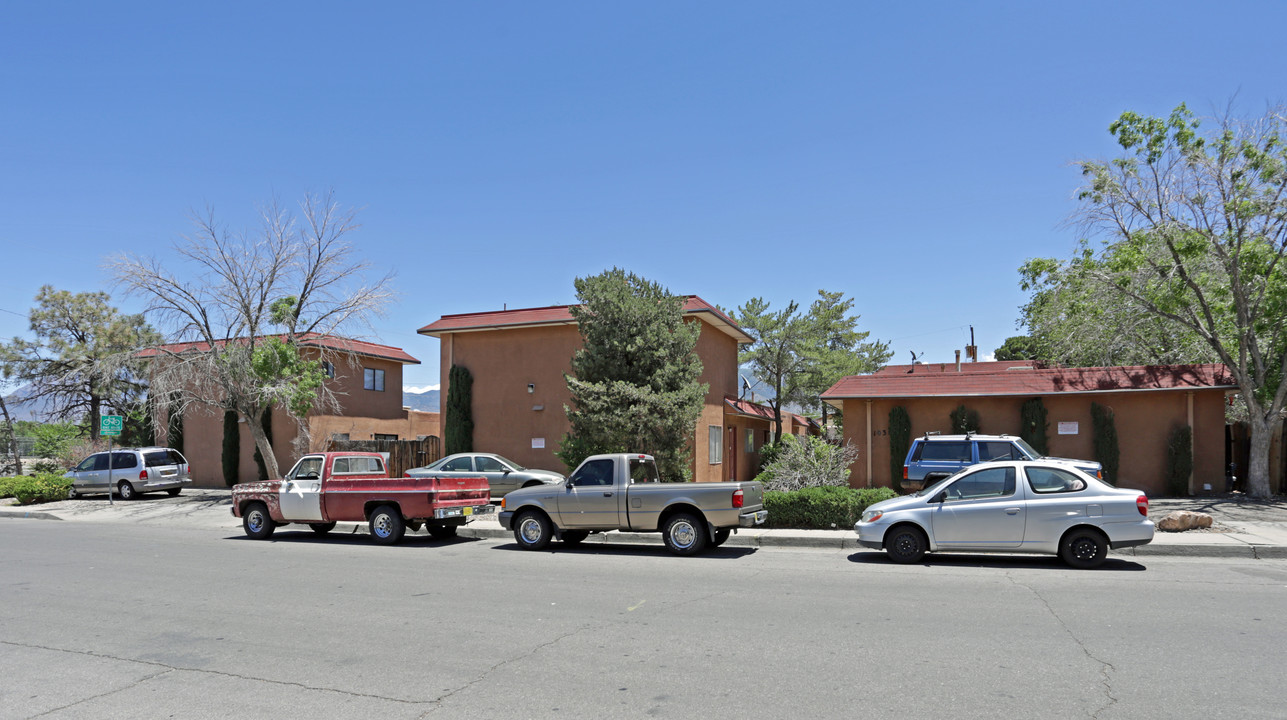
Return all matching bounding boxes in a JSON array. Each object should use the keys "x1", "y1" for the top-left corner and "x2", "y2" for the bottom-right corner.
[{"x1": 101, "y1": 415, "x2": 124, "y2": 437}]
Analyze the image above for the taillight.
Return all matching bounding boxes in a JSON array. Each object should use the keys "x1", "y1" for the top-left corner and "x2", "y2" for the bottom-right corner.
[
  {"x1": 139, "y1": 470, "x2": 148, "y2": 481},
  {"x1": 1136, "y1": 495, "x2": 1148, "y2": 516},
  {"x1": 902, "y1": 466, "x2": 908, "y2": 480},
  {"x1": 732, "y1": 489, "x2": 744, "y2": 508}
]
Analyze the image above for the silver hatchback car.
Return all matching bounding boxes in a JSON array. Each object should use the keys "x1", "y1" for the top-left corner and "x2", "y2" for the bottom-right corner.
[
  {"x1": 65, "y1": 447, "x2": 192, "y2": 500},
  {"x1": 855, "y1": 459, "x2": 1154, "y2": 568}
]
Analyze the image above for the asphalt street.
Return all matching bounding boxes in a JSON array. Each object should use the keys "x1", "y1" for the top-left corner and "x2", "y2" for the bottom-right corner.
[{"x1": 2, "y1": 520, "x2": 1285, "y2": 719}]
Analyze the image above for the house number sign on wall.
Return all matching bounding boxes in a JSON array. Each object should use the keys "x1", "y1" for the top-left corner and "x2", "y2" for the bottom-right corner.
[{"x1": 1057, "y1": 422, "x2": 1079, "y2": 435}]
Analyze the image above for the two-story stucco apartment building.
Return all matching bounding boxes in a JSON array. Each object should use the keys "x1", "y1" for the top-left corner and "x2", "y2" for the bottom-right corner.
[{"x1": 418, "y1": 297, "x2": 801, "y2": 483}]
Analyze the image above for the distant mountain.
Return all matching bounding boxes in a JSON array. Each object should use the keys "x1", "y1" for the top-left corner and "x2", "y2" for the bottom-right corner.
[
  {"x1": 403, "y1": 387, "x2": 440, "y2": 412},
  {"x1": 1, "y1": 384, "x2": 53, "y2": 422}
]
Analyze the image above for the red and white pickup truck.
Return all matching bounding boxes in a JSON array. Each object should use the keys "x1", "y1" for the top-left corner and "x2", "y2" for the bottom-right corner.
[{"x1": 231, "y1": 451, "x2": 494, "y2": 545}]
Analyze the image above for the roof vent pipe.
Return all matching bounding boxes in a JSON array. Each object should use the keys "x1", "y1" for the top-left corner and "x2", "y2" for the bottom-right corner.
[{"x1": 955, "y1": 349, "x2": 961, "y2": 372}]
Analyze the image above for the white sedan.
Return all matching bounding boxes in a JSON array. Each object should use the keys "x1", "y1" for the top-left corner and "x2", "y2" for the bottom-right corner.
[{"x1": 855, "y1": 460, "x2": 1154, "y2": 568}]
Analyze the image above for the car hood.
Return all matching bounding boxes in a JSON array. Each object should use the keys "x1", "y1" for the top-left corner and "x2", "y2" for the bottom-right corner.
[
  {"x1": 524, "y1": 470, "x2": 565, "y2": 483},
  {"x1": 866, "y1": 493, "x2": 932, "y2": 514}
]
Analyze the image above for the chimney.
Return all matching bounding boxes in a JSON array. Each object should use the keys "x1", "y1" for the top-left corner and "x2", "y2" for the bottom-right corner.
[{"x1": 955, "y1": 349, "x2": 961, "y2": 372}]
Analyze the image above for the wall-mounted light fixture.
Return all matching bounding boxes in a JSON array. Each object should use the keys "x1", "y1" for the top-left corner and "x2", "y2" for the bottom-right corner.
[{"x1": 527, "y1": 383, "x2": 535, "y2": 394}]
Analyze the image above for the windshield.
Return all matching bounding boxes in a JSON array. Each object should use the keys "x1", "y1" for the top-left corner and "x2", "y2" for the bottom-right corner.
[
  {"x1": 1012, "y1": 438, "x2": 1042, "y2": 460},
  {"x1": 915, "y1": 472, "x2": 963, "y2": 498},
  {"x1": 493, "y1": 455, "x2": 524, "y2": 470}
]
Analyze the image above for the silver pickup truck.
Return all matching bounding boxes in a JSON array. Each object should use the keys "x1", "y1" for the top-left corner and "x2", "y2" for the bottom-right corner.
[{"x1": 498, "y1": 453, "x2": 767, "y2": 555}]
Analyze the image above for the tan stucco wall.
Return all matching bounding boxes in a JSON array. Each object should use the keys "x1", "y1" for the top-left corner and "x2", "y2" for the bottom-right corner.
[
  {"x1": 168, "y1": 353, "x2": 419, "y2": 488},
  {"x1": 839, "y1": 389, "x2": 1228, "y2": 496},
  {"x1": 436, "y1": 318, "x2": 743, "y2": 481},
  {"x1": 308, "y1": 411, "x2": 440, "y2": 450}
]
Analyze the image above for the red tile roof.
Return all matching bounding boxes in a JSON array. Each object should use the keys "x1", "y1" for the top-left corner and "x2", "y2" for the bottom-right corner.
[
  {"x1": 822, "y1": 363, "x2": 1235, "y2": 401},
  {"x1": 418, "y1": 295, "x2": 753, "y2": 343},
  {"x1": 137, "y1": 333, "x2": 420, "y2": 364},
  {"x1": 724, "y1": 397, "x2": 817, "y2": 428}
]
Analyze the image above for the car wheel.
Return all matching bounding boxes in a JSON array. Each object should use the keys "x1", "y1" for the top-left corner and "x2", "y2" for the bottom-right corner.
[
  {"x1": 1060, "y1": 528, "x2": 1108, "y2": 569},
  {"x1": 561, "y1": 530, "x2": 589, "y2": 546},
  {"x1": 309, "y1": 522, "x2": 337, "y2": 535},
  {"x1": 368, "y1": 505, "x2": 405, "y2": 545},
  {"x1": 167, "y1": 488, "x2": 181, "y2": 497},
  {"x1": 711, "y1": 528, "x2": 731, "y2": 547},
  {"x1": 513, "y1": 511, "x2": 552, "y2": 551},
  {"x1": 243, "y1": 502, "x2": 276, "y2": 540},
  {"x1": 67, "y1": 486, "x2": 79, "y2": 500},
  {"x1": 663, "y1": 513, "x2": 709, "y2": 556},
  {"x1": 885, "y1": 525, "x2": 928, "y2": 564},
  {"x1": 427, "y1": 524, "x2": 458, "y2": 540},
  {"x1": 117, "y1": 481, "x2": 137, "y2": 501}
]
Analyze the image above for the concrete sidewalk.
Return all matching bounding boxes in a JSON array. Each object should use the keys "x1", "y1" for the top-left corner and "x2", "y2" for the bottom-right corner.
[{"x1": 3, "y1": 490, "x2": 1286, "y2": 559}]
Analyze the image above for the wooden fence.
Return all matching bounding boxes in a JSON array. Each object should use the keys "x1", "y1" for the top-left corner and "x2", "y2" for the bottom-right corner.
[{"x1": 324, "y1": 436, "x2": 442, "y2": 478}]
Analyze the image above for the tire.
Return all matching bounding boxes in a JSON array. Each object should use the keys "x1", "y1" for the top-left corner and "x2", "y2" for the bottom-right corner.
[
  {"x1": 309, "y1": 522, "x2": 337, "y2": 535},
  {"x1": 67, "y1": 486, "x2": 79, "y2": 500},
  {"x1": 117, "y1": 481, "x2": 137, "y2": 501},
  {"x1": 427, "y1": 524, "x2": 458, "y2": 540},
  {"x1": 885, "y1": 525, "x2": 928, "y2": 564},
  {"x1": 1060, "y1": 528, "x2": 1108, "y2": 569},
  {"x1": 167, "y1": 488, "x2": 181, "y2": 497},
  {"x1": 711, "y1": 528, "x2": 731, "y2": 547},
  {"x1": 242, "y1": 502, "x2": 276, "y2": 540},
  {"x1": 561, "y1": 530, "x2": 589, "y2": 546},
  {"x1": 663, "y1": 513, "x2": 709, "y2": 556},
  {"x1": 513, "y1": 511, "x2": 553, "y2": 551},
  {"x1": 368, "y1": 505, "x2": 406, "y2": 545}
]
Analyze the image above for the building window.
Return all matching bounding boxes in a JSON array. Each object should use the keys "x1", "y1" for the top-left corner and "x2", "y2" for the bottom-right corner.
[
  {"x1": 708, "y1": 425, "x2": 723, "y2": 464},
  {"x1": 374, "y1": 433, "x2": 398, "y2": 441},
  {"x1": 322, "y1": 361, "x2": 335, "y2": 378},
  {"x1": 745, "y1": 429, "x2": 755, "y2": 453},
  {"x1": 364, "y1": 367, "x2": 385, "y2": 391}
]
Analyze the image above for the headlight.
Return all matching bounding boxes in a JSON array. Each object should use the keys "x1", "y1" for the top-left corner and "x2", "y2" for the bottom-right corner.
[{"x1": 861, "y1": 510, "x2": 884, "y2": 523}]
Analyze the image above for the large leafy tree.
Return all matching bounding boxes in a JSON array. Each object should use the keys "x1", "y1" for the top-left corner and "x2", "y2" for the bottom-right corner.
[
  {"x1": 110, "y1": 191, "x2": 392, "y2": 479},
  {"x1": 734, "y1": 290, "x2": 889, "y2": 437},
  {"x1": 1031, "y1": 103, "x2": 1287, "y2": 498},
  {"x1": 557, "y1": 268, "x2": 707, "y2": 482},
  {"x1": 0, "y1": 286, "x2": 159, "y2": 439}
]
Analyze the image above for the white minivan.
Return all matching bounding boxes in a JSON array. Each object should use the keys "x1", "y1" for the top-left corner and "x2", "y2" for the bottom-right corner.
[{"x1": 65, "y1": 447, "x2": 192, "y2": 500}]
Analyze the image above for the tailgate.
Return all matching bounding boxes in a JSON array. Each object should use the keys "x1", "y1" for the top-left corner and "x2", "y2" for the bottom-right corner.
[
  {"x1": 425, "y1": 475, "x2": 492, "y2": 509},
  {"x1": 738, "y1": 481, "x2": 764, "y2": 510}
]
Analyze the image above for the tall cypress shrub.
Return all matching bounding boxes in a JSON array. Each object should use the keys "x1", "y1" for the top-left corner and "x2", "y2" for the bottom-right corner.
[
  {"x1": 888, "y1": 406, "x2": 911, "y2": 492},
  {"x1": 222, "y1": 408, "x2": 240, "y2": 486},
  {"x1": 1165, "y1": 425, "x2": 1193, "y2": 496},
  {"x1": 444, "y1": 364, "x2": 474, "y2": 456},
  {"x1": 167, "y1": 402, "x2": 184, "y2": 454},
  {"x1": 1019, "y1": 398, "x2": 1049, "y2": 455},
  {"x1": 1090, "y1": 402, "x2": 1119, "y2": 485},
  {"x1": 252, "y1": 405, "x2": 274, "y2": 481},
  {"x1": 949, "y1": 404, "x2": 981, "y2": 434}
]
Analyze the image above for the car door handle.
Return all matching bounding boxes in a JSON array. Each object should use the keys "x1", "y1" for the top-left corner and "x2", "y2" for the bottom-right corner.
[
  {"x1": 603, "y1": 492, "x2": 613, "y2": 497},
  {"x1": 1005, "y1": 507, "x2": 1021, "y2": 515}
]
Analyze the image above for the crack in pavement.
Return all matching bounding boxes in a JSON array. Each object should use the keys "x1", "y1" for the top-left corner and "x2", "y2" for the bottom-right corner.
[
  {"x1": 27, "y1": 669, "x2": 175, "y2": 719},
  {"x1": 1004, "y1": 574, "x2": 1119, "y2": 719},
  {"x1": 416, "y1": 623, "x2": 600, "y2": 718},
  {"x1": 1, "y1": 639, "x2": 436, "y2": 712}
]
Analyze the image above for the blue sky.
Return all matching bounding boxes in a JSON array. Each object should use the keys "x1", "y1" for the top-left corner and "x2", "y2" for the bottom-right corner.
[{"x1": 3, "y1": 2, "x2": 1284, "y2": 391}]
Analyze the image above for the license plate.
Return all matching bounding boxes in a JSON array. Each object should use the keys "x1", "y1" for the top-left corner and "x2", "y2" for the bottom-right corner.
[{"x1": 463, "y1": 506, "x2": 472, "y2": 516}]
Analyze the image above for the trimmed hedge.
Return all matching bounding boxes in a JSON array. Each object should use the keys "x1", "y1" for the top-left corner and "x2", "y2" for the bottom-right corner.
[
  {"x1": 0, "y1": 474, "x2": 73, "y2": 505},
  {"x1": 763, "y1": 486, "x2": 898, "y2": 529}
]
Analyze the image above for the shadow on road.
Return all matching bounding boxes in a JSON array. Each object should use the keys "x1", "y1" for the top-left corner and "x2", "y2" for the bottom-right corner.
[
  {"x1": 846, "y1": 551, "x2": 1147, "y2": 571},
  {"x1": 224, "y1": 531, "x2": 486, "y2": 548},
  {"x1": 490, "y1": 541, "x2": 758, "y2": 559}
]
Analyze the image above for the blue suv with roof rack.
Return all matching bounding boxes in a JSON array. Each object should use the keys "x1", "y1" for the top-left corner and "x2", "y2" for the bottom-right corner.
[{"x1": 901, "y1": 432, "x2": 1103, "y2": 491}]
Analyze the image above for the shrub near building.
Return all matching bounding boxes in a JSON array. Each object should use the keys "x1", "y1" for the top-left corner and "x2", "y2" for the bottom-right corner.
[{"x1": 757, "y1": 435, "x2": 896, "y2": 529}]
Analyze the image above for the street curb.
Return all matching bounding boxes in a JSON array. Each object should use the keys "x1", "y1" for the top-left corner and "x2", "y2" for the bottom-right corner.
[{"x1": 0, "y1": 508, "x2": 63, "y2": 521}]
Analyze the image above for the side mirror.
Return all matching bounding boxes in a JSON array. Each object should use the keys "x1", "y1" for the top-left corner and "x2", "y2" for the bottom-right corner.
[
  {"x1": 565, "y1": 478, "x2": 575, "y2": 489},
  {"x1": 930, "y1": 492, "x2": 946, "y2": 504}
]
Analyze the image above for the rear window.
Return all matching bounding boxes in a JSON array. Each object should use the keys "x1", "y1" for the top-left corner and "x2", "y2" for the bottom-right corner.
[
  {"x1": 629, "y1": 458, "x2": 660, "y2": 484},
  {"x1": 333, "y1": 456, "x2": 385, "y2": 475},
  {"x1": 919, "y1": 442, "x2": 972, "y2": 462},
  {"x1": 144, "y1": 450, "x2": 185, "y2": 467}
]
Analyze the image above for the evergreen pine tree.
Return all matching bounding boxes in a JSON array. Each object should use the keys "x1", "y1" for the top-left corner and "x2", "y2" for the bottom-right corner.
[
  {"x1": 556, "y1": 268, "x2": 708, "y2": 481},
  {"x1": 222, "y1": 408, "x2": 240, "y2": 486}
]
